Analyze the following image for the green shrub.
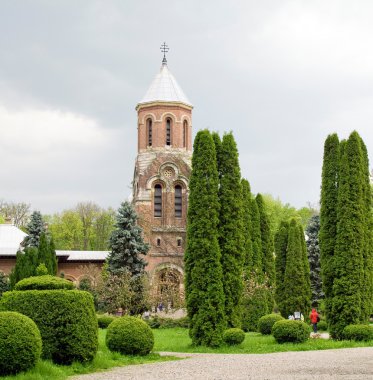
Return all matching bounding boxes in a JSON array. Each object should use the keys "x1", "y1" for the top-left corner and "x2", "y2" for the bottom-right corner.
[
  {"x1": 145, "y1": 316, "x2": 189, "y2": 329},
  {"x1": 242, "y1": 287, "x2": 269, "y2": 332},
  {"x1": 15, "y1": 275, "x2": 74, "y2": 291},
  {"x1": 272, "y1": 320, "x2": 310, "y2": 343},
  {"x1": 0, "y1": 311, "x2": 42, "y2": 375},
  {"x1": 258, "y1": 313, "x2": 284, "y2": 335},
  {"x1": 106, "y1": 316, "x2": 154, "y2": 355},
  {"x1": 146, "y1": 316, "x2": 161, "y2": 329},
  {"x1": 317, "y1": 320, "x2": 328, "y2": 331},
  {"x1": 223, "y1": 328, "x2": 245, "y2": 345},
  {"x1": 97, "y1": 315, "x2": 115, "y2": 329},
  {"x1": 36, "y1": 263, "x2": 49, "y2": 276},
  {"x1": 0, "y1": 290, "x2": 98, "y2": 364},
  {"x1": 343, "y1": 324, "x2": 373, "y2": 341}
]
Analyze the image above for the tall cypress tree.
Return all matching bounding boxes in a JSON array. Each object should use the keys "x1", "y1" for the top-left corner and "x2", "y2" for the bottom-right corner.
[
  {"x1": 282, "y1": 219, "x2": 311, "y2": 317},
  {"x1": 218, "y1": 132, "x2": 245, "y2": 328},
  {"x1": 274, "y1": 220, "x2": 289, "y2": 317},
  {"x1": 305, "y1": 215, "x2": 323, "y2": 307},
  {"x1": 185, "y1": 130, "x2": 226, "y2": 346},
  {"x1": 241, "y1": 179, "x2": 253, "y2": 272},
  {"x1": 330, "y1": 132, "x2": 366, "y2": 338},
  {"x1": 37, "y1": 233, "x2": 57, "y2": 275},
  {"x1": 319, "y1": 133, "x2": 339, "y2": 322},
  {"x1": 358, "y1": 137, "x2": 373, "y2": 321},
  {"x1": 256, "y1": 194, "x2": 275, "y2": 288},
  {"x1": 299, "y1": 224, "x2": 311, "y2": 312},
  {"x1": 250, "y1": 197, "x2": 262, "y2": 279}
]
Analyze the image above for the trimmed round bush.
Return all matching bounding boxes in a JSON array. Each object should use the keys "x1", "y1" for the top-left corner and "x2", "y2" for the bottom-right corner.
[
  {"x1": 272, "y1": 320, "x2": 310, "y2": 343},
  {"x1": 15, "y1": 275, "x2": 75, "y2": 291},
  {"x1": 106, "y1": 316, "x2": 154, "y2": 355},
  {"x1": 0, "y1": 311, "x2": 42, "y2": 375},
  {"x1": 223, "y1": 328, "x2": 245, "y2": 345},
  {"x1": 317, "y1": 320, "x2": 328, "y2": 331},
  {"x1": 0, "y1": 289, "x2": 97, "y2": 364},
  {"x1": 97, "y1": 315, "x2": 115, "y2": 329},
  {"x1": 258, "y1": 314, "x2": 284, "y2": 335},
  {"x1": 343, "y1": 324, "x2": 373, "y2": 341}
]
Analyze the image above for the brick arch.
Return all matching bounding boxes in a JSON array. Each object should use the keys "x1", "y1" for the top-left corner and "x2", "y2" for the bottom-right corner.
[{"x1": 139, "y1": 112, "x2": 157, "y2": 125}]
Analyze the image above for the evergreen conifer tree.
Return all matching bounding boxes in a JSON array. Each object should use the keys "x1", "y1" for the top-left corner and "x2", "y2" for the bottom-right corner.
[
  {"x1": 358, "y1": 137, "x2": 373, "y2": 321},
  {"x1": 305, "y1": 215, "x2": 323, "y2": 307},
  {"x1": 9, "y1": 247, "x2": 39, "y2": 288},
  {"x1": 282, "y1": 219, "x2": 311, "y2": 317},
  {"x1": 241, "y1": 179, "x2": 253, "y2": 272},
  {"x1": 218, "y1": 132, "x2": 245, "y2": 328},
  {"x1": 250, "y1": 197, "x2": 262, "y2": 279},
  {"x1": 212, "y1": 132, "x2": 222, "y2": 179},
  {"x1": 23, "y1": 211, "x2": 45, "y2": 248},
  {"x1": 107, "y1": 201, "x2": 149, "y2": 276},
  {"x1": 256, "y1": 194, "x2": 275, "y2": 287},
  {"x1": 274, "y1": 220, "x2": 289, "y2": 317},
  {"x1": 185, "y1": 130, "x2": 226, "y2": 346},
  {"x1": 37, "y1": 233, "x2": 57, "y2": 275},
  {"x1": 319, "y1": 133, "x2": 339, "y2": 321},
  {"x1": 330, "y1": 132, "x2": 366, "y2": 338}
]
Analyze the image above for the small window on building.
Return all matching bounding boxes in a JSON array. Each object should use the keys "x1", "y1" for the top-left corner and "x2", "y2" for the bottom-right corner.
[
  {"x1": 166, "y1": 118, "x2": 171, "y2": 146},
  {"x1": 177, "y1": 238, "x2": 182, "y2": 247},
  {"x1": 154, "y1": 184, "x2": 162, "y2": 217},
  {"x1": 157, "y1": 238, "x2": 161, "y2": 246},
  {"x1": 183, "y1": 120, "x2": 188, "y2": 148},
  {"x1": 147, "y1": 119, "x2": 152, "y2": 146},
  {"x1": 175, "y1": 185, "x2": 182, "y2": 218}
]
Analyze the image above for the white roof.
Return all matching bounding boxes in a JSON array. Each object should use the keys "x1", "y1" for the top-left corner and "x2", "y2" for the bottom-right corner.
[
  {"x1": 0, "y1": 224, "x2": 108, "y2": 261},
  {"x1": 0, "y1": 224, "x2": 27, "y2": 256},
  {"x1": 56, "y1": 250, "x2": 109, "y2": 261},
  {"x1": 139, "y1": 63, "x2": 192, "y2": 106}
]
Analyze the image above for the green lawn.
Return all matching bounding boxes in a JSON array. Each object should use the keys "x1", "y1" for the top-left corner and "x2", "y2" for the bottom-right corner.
[
  {"x1": 2, "y1": 329, "x2": 176, "y2": 380},
  {"x1": 153, "y1": 328, "x2": 373, "y2": 354}
]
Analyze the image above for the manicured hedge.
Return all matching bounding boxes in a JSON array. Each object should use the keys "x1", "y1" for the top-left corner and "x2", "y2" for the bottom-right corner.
[
  {"x1": 258, "y1": 314, "x2": 284, "y2": 335},
  {"x1": 272, "y1": 320, "x2": 310, "y2": 343},
  {"x1": 0, "y1": 311, "x2": 42, "y2": 375},
  {"x1": 97, "y1": 315, "x2": 116, "y2": 329},
  {"x1": 0, "y1": 290, "x2": 98, "y2": 364},
  {"x1": 106, "y1": 316, "x2": 154, "y2": 355},
  {"x1": 343, "y1": 324, "x2": 373, "y2": 341},
  {"x1": 223, "y1": 328, "x2": 245, "y2": 345},
  {"x1": 145, "y1": 316, "x2": 189, "y2": 329},
  {"x1": 15, "y1": 275, "x2": 75, "y2": 291}
]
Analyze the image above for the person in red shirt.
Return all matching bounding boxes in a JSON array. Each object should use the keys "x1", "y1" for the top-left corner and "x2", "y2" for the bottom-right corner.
[{"x1": 309, "y1": 308, "x2": 319, "y2": 333}]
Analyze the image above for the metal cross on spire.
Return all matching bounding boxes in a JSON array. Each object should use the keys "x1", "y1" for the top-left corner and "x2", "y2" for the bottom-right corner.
[{"x1": 160, "y1": 42, "x2": 169, "y2": 65}]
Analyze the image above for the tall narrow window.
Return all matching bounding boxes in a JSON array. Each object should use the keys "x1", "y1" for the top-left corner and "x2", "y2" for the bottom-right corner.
[
  {"x1": 154, "y1": 184, "x2": 162, "y2": 217},
  {"x1": 147, "y1": 119, "x2": 152, "y2": 146},
  {"x1": 183, "y1": 120, "x2": 187, "y2": 148},
  {"x1": 175, "y1": 185, "x2": 182, "y2": 218},
  {"x1": 166, "y1": 118, "x2": 171, "y2": 146}
]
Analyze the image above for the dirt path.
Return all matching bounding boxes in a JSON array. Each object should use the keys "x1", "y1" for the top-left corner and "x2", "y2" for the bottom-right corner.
[{"x1": 71, "y1": 347, "x2": 373, "y2": 380}]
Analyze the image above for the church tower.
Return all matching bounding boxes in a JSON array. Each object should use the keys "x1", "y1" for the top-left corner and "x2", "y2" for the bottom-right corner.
[{"x1": 132, "y1": 45, "x2": 192, "y2": 300}]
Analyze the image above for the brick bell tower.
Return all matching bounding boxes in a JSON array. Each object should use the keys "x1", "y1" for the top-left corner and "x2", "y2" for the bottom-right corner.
[{"x1": 132, "y1": 44, "x2": 192, "y2": 298}]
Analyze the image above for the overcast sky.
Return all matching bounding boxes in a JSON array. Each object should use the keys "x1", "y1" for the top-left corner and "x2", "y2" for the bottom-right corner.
[{"x1": 1, "y1": 0, "x2": 373, "y2": 214}]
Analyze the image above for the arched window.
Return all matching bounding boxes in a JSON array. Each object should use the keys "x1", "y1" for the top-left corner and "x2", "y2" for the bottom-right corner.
[
  {"x1": 175, "y1": 185, "x2": 182, "y2": 218},
  {"x1": 166, "y1": 118, "x2": 171, "y2": 146},
  {"x1": 147, "y1": 119, "x2": 152, "y2": 146},
  {"x1": 154, "y1": 184, "x2": 162, "y2": 217},
  {"x1": 183, "y1": 120, "x2": 188, "y2": 148}
]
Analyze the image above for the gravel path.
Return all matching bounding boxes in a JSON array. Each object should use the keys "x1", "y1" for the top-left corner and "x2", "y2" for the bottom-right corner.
[{"x1": 72, "y1": 347, "x2": 373, "y2": 380}]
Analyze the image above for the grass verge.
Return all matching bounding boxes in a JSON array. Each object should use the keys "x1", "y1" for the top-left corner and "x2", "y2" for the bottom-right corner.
[
  {"x1": 3, "y1": 329, "x2": 176, "y2": 380},
  {"x1": 153, "y1": 328, "x2": 373, "y2": 354}
]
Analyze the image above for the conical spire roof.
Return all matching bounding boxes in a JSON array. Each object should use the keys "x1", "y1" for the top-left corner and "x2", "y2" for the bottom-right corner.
[{"x1": 138, "y1": 63, "x2": 192, "y2": 107}]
